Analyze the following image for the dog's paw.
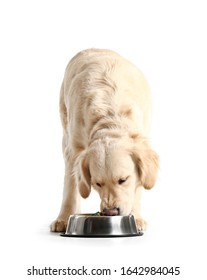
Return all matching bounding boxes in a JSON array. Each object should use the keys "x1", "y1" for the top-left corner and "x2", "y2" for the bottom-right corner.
[
  {"x1": 50, "y1": 219, "x2": 67, "y2": 232},
  {"x1": 135, "y1": 218, "x2": 147, "y2": 231}
]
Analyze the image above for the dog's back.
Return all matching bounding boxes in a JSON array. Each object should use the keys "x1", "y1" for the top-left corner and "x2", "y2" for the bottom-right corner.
[{"x1": 62, "y1": 49, "x2": 152, "y2": 140}]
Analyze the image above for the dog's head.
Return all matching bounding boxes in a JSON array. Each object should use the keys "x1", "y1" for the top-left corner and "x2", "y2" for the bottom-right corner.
[{"x1": 74, "y1": 135, "x2": 159, "y2": 215}]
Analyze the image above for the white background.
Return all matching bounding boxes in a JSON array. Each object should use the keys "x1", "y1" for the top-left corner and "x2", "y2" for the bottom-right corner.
[{"x1": 1, "y1": 0, "x2": 207, "y2": 279}]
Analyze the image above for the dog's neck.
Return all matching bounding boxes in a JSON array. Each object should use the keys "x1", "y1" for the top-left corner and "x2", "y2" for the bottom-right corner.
[{"x1": 89, "y1": 115, "x2": 138, "y2": 145}]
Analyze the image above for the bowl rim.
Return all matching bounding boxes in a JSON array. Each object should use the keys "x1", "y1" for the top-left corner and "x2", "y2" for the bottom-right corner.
[{"x1": 60, "y1": 232, "x2": 143, "y2": 238}]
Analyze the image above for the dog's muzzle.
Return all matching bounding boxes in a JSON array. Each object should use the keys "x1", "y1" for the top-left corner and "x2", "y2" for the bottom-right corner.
[{"x1": 102, "y1": 207, "x2": 120, "y2": 216}]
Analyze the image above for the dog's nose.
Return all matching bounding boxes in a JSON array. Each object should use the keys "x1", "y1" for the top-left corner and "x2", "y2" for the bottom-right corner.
[{"x1": 102, "y1": 207, "x2": 120, "y2": 216}]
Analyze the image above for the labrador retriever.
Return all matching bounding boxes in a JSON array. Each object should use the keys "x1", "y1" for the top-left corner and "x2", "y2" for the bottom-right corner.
[{"x1": 50, "y1": 49, "x2": 159, "y2": 232}]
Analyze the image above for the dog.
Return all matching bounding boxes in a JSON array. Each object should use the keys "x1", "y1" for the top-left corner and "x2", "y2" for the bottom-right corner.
[{"x1": 50, "y1": 49, "x2": 159, "y2": 232}]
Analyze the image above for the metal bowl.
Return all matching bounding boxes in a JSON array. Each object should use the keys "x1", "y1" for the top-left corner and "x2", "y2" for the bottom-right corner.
[{"x1": 61, "y1": 214, "x2": 143, "y2": 237}]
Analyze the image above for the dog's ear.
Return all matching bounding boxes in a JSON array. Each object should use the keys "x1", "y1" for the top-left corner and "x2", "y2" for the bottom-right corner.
[
  {"x1": 131, "y1": 135, "x2": 159, "y2": 189},
  {"x1": 75, "y1": 151, "x2": 91, "y2": 198}
]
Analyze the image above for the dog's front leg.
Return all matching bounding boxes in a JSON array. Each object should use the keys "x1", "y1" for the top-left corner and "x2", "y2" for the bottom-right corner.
[
  {"x1": 50, "y1": 160, "x2": 80, "y2": 232},
  {"x1": 131, "y1": 187, "x2": 147, "y2": 231}
]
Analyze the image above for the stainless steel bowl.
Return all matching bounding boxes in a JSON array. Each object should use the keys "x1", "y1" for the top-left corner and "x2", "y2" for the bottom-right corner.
[{"x1": 61, "y1": 214, "x2": 143, "y2": 237}]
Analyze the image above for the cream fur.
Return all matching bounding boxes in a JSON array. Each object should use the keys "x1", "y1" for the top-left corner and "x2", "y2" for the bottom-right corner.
[{"x1": 50, "y1": 49, "x2": 159, "y2": 232}]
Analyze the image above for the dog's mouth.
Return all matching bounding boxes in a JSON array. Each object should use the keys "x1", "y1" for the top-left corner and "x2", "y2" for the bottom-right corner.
[{"x1": 102, "y1": 207, "x2": 120, "y2": 216}]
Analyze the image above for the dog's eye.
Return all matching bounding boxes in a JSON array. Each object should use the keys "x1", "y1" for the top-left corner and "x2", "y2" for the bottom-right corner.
[
  {"x1": 118, "y1": 177, "x2": 128, "y2": 185},
  {"x1": 96, "y1": 183, "x2": 101, "y2": 187}
]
